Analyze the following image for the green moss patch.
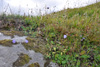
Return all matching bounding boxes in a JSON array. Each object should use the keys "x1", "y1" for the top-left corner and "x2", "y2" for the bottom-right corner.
[
  {"x1": 28, "y1": 62, "x2": 40, "y2": 67},
  {"x1": 0, "y1": 30, "x2": 25, "y2": 37},
  {"x1": 22, "y1": 37, "x2": 47, "y2": 54},
  {"x1": 0, "y1": 39, "x2": 17, "y2": 47},
  {"x1": 13, "y1": 53, "x2": 31, "y2": 67}
]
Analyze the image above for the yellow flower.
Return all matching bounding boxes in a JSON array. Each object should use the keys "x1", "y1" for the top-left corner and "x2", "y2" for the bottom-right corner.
[
  {"x1": 61, "y1": 52, "x2": 63, "y2": 55},
  {"x1": 53, "y1": 47, "x2": 56, "y2": 51}
]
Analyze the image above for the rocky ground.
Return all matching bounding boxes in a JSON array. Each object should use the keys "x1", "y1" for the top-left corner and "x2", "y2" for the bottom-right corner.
[{"x1": 0, "y1": 32, "x2": 58, "y2": 67}]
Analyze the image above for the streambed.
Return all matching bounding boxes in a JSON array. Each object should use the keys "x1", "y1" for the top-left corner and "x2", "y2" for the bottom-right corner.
[{"x1": 0, "y1": 32, "x2": 58, "y2": 67}]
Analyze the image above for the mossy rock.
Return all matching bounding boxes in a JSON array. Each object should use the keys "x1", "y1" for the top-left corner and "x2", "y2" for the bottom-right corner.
[
  {"x1": 13, "y1": 53, "x2": 31, "y2": 67},
  {"x1": 22, "y1": 37, "x2": 35, "y2": 50},
  {"x1": 26, "y1": 37, "x2": 36, "y2": 42},
  {"x1": 22, "y1": 37, "x2": 47, "y2": 54},
  {"x1": 28, "y1": 62, "x2": 40, "y2": 67},
  {"x1": 0, "y1": 30, "x2": 24, "y2": 37},
  {"x1": 0, "y1": 39, "x2": 16, "y2": 47},
  {"x1": 44, "y1": 60, "x2": 51, "y2": 67}
]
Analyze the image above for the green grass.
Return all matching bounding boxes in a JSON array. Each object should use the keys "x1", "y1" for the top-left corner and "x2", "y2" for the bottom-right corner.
[{"x1": 0, "y1": 2, "x2": 100, "y2": 67}]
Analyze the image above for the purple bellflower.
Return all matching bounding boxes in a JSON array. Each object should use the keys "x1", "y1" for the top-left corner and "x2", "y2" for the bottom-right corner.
[
  {"x1": 12, "y1": 40, "x2": 16, "y2": 43},
  {"x1": 83, "y1": 37, "x2": 85, "y2": 40},
  {"x1": 25, "y1": 40, "x2": 28, "y2": 43},
  {"x1": 64, "y1": 35, "x2": 67, "y2": 39}
]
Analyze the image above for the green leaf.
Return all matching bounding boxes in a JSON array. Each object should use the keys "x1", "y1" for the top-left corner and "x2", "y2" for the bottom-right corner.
[
  {"x1": 51, "y1": 41, "x2": 55, "y2": 44},
  {"x1": 57, "y1": 60, "x2": 61, "y2": 64},
  {"x1": 32, "y1": 32, "x2": 37, "y2": 37},
  {"x1": 75, "y1": 54, "x2": 79, "y2": 57},
  {"x1": 80, "y1": 55, "x2": 90, "y2": 59},
  {"x1": 21, "y1": 26, "x2": 26, "y2": 31},
  {"x1": 76, "y1": 60, "x2": 80, "y2": 67},
  {"x1": 65, "y1": 55, "x2": 69, "y2": 61},
  {"x1": 73, "y1": 58, "x2": 77, "y2": 62},
  {"x1": 52, "y1": 60, "x2": 56, "y2": 63},
  {"x1": 96, "y1": 54, "x2": 100, "y2": 61},
  {"x1": 80, "y1": 50, "x2": 86, "y2": 55},
  {"x1": 55, "y1": 54, "x2": 59, "y2": 58},
  {"x1": 62, "y1": 60, "x2": 66, "y2": 65}
]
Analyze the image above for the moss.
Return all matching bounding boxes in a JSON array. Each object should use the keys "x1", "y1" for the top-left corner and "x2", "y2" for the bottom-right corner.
[
  {"x1": 0, "y1": 30, "x2": 24, "y2": 37},
  {"x1": 28, "y1": 62, "x2": 40, "y2": 67},
  {"x1": 44, "y1": 60, "x2": 50, "y2": 67},
  {"x1": 26, "y1": 37, "x2": 36, "y2": 42},
  {"x1": 22, "y1": 37, "x2": 47, "y2": 54},
  {"x1": 28, "y1": 63, "x2": 35, "y2": 67},
  {"x1": 0, "y1": 39, "x2": 17, "y2": 47},
  {"x1": 13, "y1": 53, "x2": 31, "y2": 67}
]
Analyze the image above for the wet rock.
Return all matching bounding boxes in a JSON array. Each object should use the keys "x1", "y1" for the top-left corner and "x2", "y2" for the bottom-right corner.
[
  {"x1": 28, "y1": 62, "x2": 40, "y2": 67},
  {"x1": 13, "y1": 53, "x2": 31, "y2": 67}
]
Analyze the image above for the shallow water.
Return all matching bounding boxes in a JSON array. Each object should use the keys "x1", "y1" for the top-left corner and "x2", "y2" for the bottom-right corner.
[{"x1": 0, "y1": 32, "x2": 58, "y2": 67}]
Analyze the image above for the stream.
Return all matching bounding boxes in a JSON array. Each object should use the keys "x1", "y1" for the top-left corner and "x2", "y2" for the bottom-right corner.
[{"x1": 0, "y1": 32, "x2": 59, "y2": 67}]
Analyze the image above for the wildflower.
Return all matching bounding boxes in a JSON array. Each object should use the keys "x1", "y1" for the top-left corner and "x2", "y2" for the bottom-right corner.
[
  {"x1": 81, "y1": 39, "x2": 83, "y2": 41},
  {"x1": 53, "y1": 47, "x2": 56, "y2": 51},
  {"x1": 83, "y1": 37, "x2": 85, "y2": 40},
  {"x1": 81, "y1": 37, "x2": 85, "y2": 41},
  {"x1": 12, "y1": 40, "x2": 16, "y2": 43},
  {"x1": 64, "y1": 35, "x2": 67, "y2": 39},
  {"x1": 61, "y1": 52, "x2": 63, "y2": 55},
  {"x1": 25, "y1": 40, "x2": 28, "y2": 43}
]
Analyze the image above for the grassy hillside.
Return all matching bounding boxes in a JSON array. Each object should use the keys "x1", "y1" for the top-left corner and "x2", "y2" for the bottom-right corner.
[{"x1": 0, "y1": 2, "x2": 100, "y2": 67}]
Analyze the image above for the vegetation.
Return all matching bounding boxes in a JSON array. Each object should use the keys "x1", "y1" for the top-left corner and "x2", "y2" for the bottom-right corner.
[
  {"x1": 0, "y1": 30, "x2": 24, "y2": 37},
  {"x1": 0, "y1": 2, "x2": 100, "y2": 67},
  {"x1": 28, "y1": 63, "x2": 40, "y2": 67},
  {"x1": 0, "y1": 39, "x2": 17, "y2": 46},
  {"x1": 13, "y1": 53, "x2": 31, "y2": 67},
  {"x1": 22, "y1": 37, "x2": 47, "y2": 54}
]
